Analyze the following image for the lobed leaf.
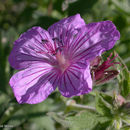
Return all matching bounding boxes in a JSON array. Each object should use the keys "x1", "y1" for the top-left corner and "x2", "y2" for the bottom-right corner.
[{"x1": 95, "y1": 92, "x2": 113, "y2": 116}]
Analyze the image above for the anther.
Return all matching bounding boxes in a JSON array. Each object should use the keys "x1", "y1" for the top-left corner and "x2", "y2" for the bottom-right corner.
[
  {"x1": 41, "y1": 39, "x2": 48, "y2": 43},
  {"x1": 52, "y1": 37, "x2": 60, "y2": 41},
  {"x1": 51, "y1": 47, "x2": 63, "y2": 56},
  {"x1": 52, "y1": 37, "x2": 63, "y2": 46}
]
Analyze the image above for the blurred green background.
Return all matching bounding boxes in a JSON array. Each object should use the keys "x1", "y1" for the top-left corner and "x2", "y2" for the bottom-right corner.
[{"x1": 0, "y1": 0, "x2": 130, "y2": 130}]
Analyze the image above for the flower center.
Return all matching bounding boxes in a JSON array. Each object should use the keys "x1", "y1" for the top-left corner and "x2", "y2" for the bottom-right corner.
[
  {"x1": 55, "y1": 51, "x2": 70, "y2": 73},
  {"x1": 38, "y1": 37, "x2": 70, "y2": 73}
]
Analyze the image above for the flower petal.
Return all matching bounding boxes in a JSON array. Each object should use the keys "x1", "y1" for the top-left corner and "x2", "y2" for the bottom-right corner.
[
  {"x1": 9, "y1": 26, "x2": 55, "y2": 70},
  {"x1": 48, "y1": 14, "x2": 85, "y2": 39},
  {"x1": 9, "y1": 62, "x2": 59, "y2": 104},
  {"x1": 68, "y1": 21, "x2": 120, "y2": 62},
  {"x1": 58, "y1": 63, "x2": 92, "y2": 97}
]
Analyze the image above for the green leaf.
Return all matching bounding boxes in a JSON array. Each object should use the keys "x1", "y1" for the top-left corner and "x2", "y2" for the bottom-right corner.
[
  {"x1": 34, "y1": 16, "x2": 59, "y2": 29},
  {"x1": 68, "y1": 0, "x2": 98, "y2": 16},
  {"x1": 92, "y1": 121, "x2": 112, "y2": 130},
  {"x1": 48, "y1": 111, "x2": 110, "y2": 130},
  {"x1": 30, "y1": 116, "x2": 55, "y2": 130},
  {"x1": 48, "y1": 112, "x2": 70, "y2": 128},
  {"x1": 121, "y1": 126, "x2": 130, "y2": 130},
  {"x1": 114, "y1": 51, "x2": 130, "y2": 97},
  {"x1": 0, "y1": 103, "x2": 21, "y2": 124},
  {"x1": 112, "y1": 118, "x2": 122, "y2": 129},
  {"x1": 0, "y1": 98, "x2": 59, "y2": 125},
  {"x1": 95, "y1": 92, "x2": 113, "y2": 116},
  {"x1": 66, "y1": 111, "x2": 110, "y2": 130},
  {"x1": 99, "y1": 92, "x2": 113, "y2": 105},
  {"x1": 111, "y1": 0, "x2": 130, "y2": 16}
]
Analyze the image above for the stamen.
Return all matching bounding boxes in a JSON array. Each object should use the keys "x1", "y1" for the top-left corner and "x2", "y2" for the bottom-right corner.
[
  {"x1": 52, "y1": 37, "x2": 62, "y2": 43},
  {"x1": 39, "y1": 39, "x2": 56, "y2": 56},
  {"x1": 37, "y1": 38, "x2": 65, "y2": 58},
  {"x1": 50, "y1": 37, "x2": 64, "y2": 56},
  {"x1": 41, "y1": 39, "x2": 48, "y2": 43},
  {"x1": 52, "y1": 37, "x2": 63, "y2": 48}
]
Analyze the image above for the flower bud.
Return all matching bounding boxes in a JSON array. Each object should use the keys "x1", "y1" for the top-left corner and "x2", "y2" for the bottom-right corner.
[{"x1": 91, "y1": 53, "x2": 120, "y2": 85}]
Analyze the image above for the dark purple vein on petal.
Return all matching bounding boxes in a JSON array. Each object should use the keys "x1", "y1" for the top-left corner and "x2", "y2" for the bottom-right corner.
[
  {"x1": 26, "y1": 70, "x2": 56, "y2": 86},
  {"x1": 66, "y1": 71, "x2": 76, "y2": 90},
  {"x1": 67, "y1": 69, "x2": 80, "y2": 80},
  {"x1": 73, "y1": 39, "x2": 113, "y2": 60},
  {"x1": 63, "y1": 72, "x2": 68, "y2": 91},
  {"x1": 72, "y1": 25, "x2": 100, "y2": 55}
]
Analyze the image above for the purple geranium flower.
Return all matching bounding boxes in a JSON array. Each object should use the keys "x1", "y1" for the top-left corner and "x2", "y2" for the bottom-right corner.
[{"x1": 9, "y1": 14, "x2": 120, "y2": 104}]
